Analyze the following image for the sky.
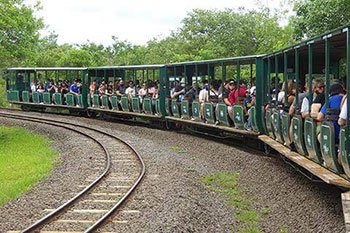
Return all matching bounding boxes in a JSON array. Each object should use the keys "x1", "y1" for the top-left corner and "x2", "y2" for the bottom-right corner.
[{"x1": 26, "y1": 0, "x2": 290, "y2": 46}]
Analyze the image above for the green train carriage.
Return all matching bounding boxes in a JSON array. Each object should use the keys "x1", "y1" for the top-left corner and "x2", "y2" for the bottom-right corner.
[
  {"x1": 5, "y1": 67, "x2": 88, "y2": 112},
  {"x1": 164, "y1": 55, "x2": 265, "y2": 138},
  {"x1": 86, "y1": 65, "x2": 168, "y2": 122},
  {"x1": 259, "y1": 25, "x2": 350, "y2": 188}
]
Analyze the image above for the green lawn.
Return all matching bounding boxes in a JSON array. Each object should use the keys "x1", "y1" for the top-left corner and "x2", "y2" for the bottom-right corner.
[{"x1": 0, "y1": 126, "x2": 58, "y2": 206}]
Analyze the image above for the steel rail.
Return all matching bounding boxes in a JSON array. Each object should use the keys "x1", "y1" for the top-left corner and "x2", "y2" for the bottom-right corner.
[{"x1": 0, "y1": 111, "x2": 146, "y2": 232}]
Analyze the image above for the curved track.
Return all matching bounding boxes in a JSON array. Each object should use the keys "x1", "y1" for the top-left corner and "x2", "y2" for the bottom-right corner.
[{"x1": 0, "y1": 111, "x2": 145, "y2": 232}]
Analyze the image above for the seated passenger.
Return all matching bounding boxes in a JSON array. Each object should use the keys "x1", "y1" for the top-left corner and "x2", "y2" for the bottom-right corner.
[
  {"x1": 245, "y1": 89, "x2": 256, "y2": 130},
  {"x1": 125, "y1": 81, "x2": 136, "y2": 101},
  {"x1": 184, "y1": 81, "x2": 198, "y2": 103},
  {"x1": 279, "y1": 80, "x2": 295, "y2": 112},
  {"x1": 30, "y1": 80, "x2": 37, "y2": 93},
  {"x1": 90, "y1": 80, "x2": 96, "y2": 96},
  {"x1": 138, "y1": 83, "x2": 147, "y2": 104},
  {"x1": 170, "y1": 80, "x2": 185, "y2": 108},
  {"x1": 289, "y1": 81, "x2": 308, "y2": 116},
  {"x1": 300, "y1": 79, "x2": 325, "y2": 119},
  {"x1": 106, "y1": 81, "x2": 114, "y2": 96},
  {"x1": 222, "y1": 79, "x2": 235, "y2": 121},
  {"x1": 70, "y1": 79, "x2": 80, "y2": 96},
  {"x1": 37, "y1": 83, "x2": 45, "y2": 103},
  {"x1": 47, "y1": 80, "x2": 57, "y2": 103},
  {"x1": 338, "y1": 96, "x2": 347, "y2": 127},
  {"x1": 69, "y1": 79, "x2": 81, "y2": 107},
  {"x1": 209, "y1": 80, "x2": 220, "y2": 102},
  {"x1": 61, "y1": 82, "x2": 69, "y2": 96},
  {"x1": 317, "y1": 82, "x2": 345, "y2": 143},
  {"x1": 116, "y1": 79, "x2": 126, "y2": 98},
  {"x1": 152, "y1": 83, "x2": 159, "y2": 114},
  {"x1": 183, "y1": 82, "x2": 199, "y2": 120},
  {"x1": 147, "y1": 82, "x2": 156, "y2": 98}
]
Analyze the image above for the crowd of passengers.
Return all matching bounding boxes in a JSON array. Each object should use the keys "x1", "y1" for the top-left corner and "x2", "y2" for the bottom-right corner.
[
  {"x1": 89, "y1": 79, "x2": 160, "y2": 112},
  {"x1": 268, "y1": 78, "x2": 348, "y2": 155},
  {"x1": 169, "y1": 78, "x2": 256, "y2": 130},
  {"x1": 30, "y1": 79, "x2": 83, "y2": 106}
]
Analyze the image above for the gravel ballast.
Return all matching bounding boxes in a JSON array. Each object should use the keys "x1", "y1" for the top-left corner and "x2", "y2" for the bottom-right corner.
[
  {"x1": 0, "y1": 117, "x2": 106, "y2": 231},
  {"x1": 0, "y1": 110, "x2": 345, "y2": 232}
]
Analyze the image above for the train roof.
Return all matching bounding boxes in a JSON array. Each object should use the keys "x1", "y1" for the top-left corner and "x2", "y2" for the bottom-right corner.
[
  {"x1": 166, "y1": 55, "x2": 266, "y2": 67},
  {"x1": 265, "y1": 24, "x2": 350, "y2": 58},
  {"x1": 7, "y1": 67, "x2": 87, "y2": 71},
  {"x1": 89, "y1": 64, "x2": 165, "y2": 70}
]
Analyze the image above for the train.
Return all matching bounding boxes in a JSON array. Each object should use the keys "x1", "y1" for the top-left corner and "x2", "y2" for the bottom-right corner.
[{"x1": 4, "y1": 25, "x2": 350, "y2": 190}]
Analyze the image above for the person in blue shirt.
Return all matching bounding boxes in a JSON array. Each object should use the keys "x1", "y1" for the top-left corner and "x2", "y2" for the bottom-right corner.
[
  {"x1": 69, "y1": 79, "x2": 81, "y2": 106},
  {"x1": 317, "y1": 82, "x2": 345, "y2": 143},
  {"x1": 69, "y1": 79, "x2": 80, "y2": 95}
]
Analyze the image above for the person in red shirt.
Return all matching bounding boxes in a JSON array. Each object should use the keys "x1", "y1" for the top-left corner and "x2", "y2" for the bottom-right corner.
[
  {"x1": 222, "y1": 80, "x2": 236, "y2": 120},
  {"x1": 229, "y1": 81, "x2": 248, "y2": 105}
]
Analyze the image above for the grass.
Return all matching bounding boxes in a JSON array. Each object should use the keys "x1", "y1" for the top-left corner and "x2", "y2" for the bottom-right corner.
[
  {"x1": 169, "y1": 145, "x2": 187, "y2": 154},
  {"x1": 201, "y1": 172, "x2": 267, "y2": 233},
  {"x1": 0, "y1": 126, "x2": 58, "y2": 206},
  {"x1": 0, "y1": 79, "x2": 9, "y2": 107}
]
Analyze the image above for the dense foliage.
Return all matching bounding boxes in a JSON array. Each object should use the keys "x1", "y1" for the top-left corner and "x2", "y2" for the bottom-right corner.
[
  {"x1": 291, "y1": 0, "x2": 350, "y2": 39},
  {"x1": 0, "y1": 0, "x2": 44, "y2": 68}
]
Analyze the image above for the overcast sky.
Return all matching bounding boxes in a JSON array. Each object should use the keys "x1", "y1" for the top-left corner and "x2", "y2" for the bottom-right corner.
[{"x1": 26, "y1": 0, "x2": 290, "y2": 46}]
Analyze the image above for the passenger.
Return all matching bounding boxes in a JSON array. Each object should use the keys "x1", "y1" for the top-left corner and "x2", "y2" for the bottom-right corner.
[
  {"x1": 249, "y1": 80, "x2": 256, "y2": 96},
  {"x1": 37, "y1": 83, "x2": 45, "y2": 103},
  {"x1": 183, "y1": 81, "x2": 199, "y2": 120},
  {"x1": 61, "y1": 82, "x2": 69, "y2": 96},
  {"x1": 106, "y1": 81, "x2": 114, "y2": 96},
  {"x1": 170, "y1": 80, "x2": 185, "y2": 102},
  {"x1": 46, "y1": 80, "x2": 56, "y2": 103},
  {"x1": 69, "y1": 79, "x2": 80, "y2": 107},
  {"x1": 152, "y1": 83, "x2": 159, "y2": 114},
  {"x1": 138, "y1": 83, "x2": 147, "y2": 105},
  {"x1": 98, "y1": 81, "x2": 106, "y2": 95},
  {"x1": 338, "y1": 96, "x2": 347, "y2": 127},
  {"x1": 289, "y1": 81, "x2": 308, "y2": 116},
  {"x1": 280, "y1": 80, "x2": 295, "y2": 113},
  {"x1": 116, "y1": 79, "x2": 126, "y2": 98},
  {"x1": 228, "y1": 81, "x2": 247, "y2": 106},
  {"x1": 148, "y1": 82, "x2": 156, "y2": 98},
  {"x1": 198, "y1": 81, "x2": 209, "y2": 122},
  {"x1": 300, "y1": 79, "x2": 325, "y2": 118},
  {"x1": 243, "y1": 89, "x2": 252, "y2": 115},
  {"x1": 245, "y1": 89, "x2": 256, "y2": 130},
  {"x1": 30, "y1": 80, "x2": 37, "y2": 93},
  {"x1": 70, "y1": 79, "x2": 80, "y2": 95},
  {"x1": 237, "y1": 81, "x2": 248, "y2": 105},
  {"x1": 209, "y1": 80, "x2": 220, "y2": 101},
  {"x1": 125, "y1": 81, "x2": 136, "y2": 101},
  {"x1": 44, "y1": 79, "x2": 51, "y2": 92},
  {"x1": 184, "y1": 81, "x2": 198, "y2": 103},
  {"x1": 222, "y1": 79, "x2": 235, "y2": 122},
  {"x1": 317, "y1": 82, "x2": 345, "y2": 143},
  {"x1": 90, "y1": 80, "x2": 96, "y2": 96}
]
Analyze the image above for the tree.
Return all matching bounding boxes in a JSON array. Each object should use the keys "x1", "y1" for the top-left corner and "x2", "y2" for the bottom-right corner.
[
  {"x1": 0, "y1": 0, "x2": 44, "y2": 68},
  {"x1": 291, "y1": 0, "x2": 350, "y2": 39},
  {"x1": 58, "y1": 48, "x2": 93, "y2": 67}
]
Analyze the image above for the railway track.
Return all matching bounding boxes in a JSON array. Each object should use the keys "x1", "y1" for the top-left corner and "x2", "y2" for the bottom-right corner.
[{"x1": 0, "y1": 111, "x2": 145, "y2": 232}]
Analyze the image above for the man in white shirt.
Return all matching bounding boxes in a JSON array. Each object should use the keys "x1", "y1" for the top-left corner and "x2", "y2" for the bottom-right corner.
[{"x1": 198, "y1": 81, "x2": 209, "y2": 121}]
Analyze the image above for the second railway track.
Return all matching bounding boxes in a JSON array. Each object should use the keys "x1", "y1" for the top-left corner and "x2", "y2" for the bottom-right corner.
[{"x1": 0, "y1": 111, "x2": 145, "y2": 233}]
